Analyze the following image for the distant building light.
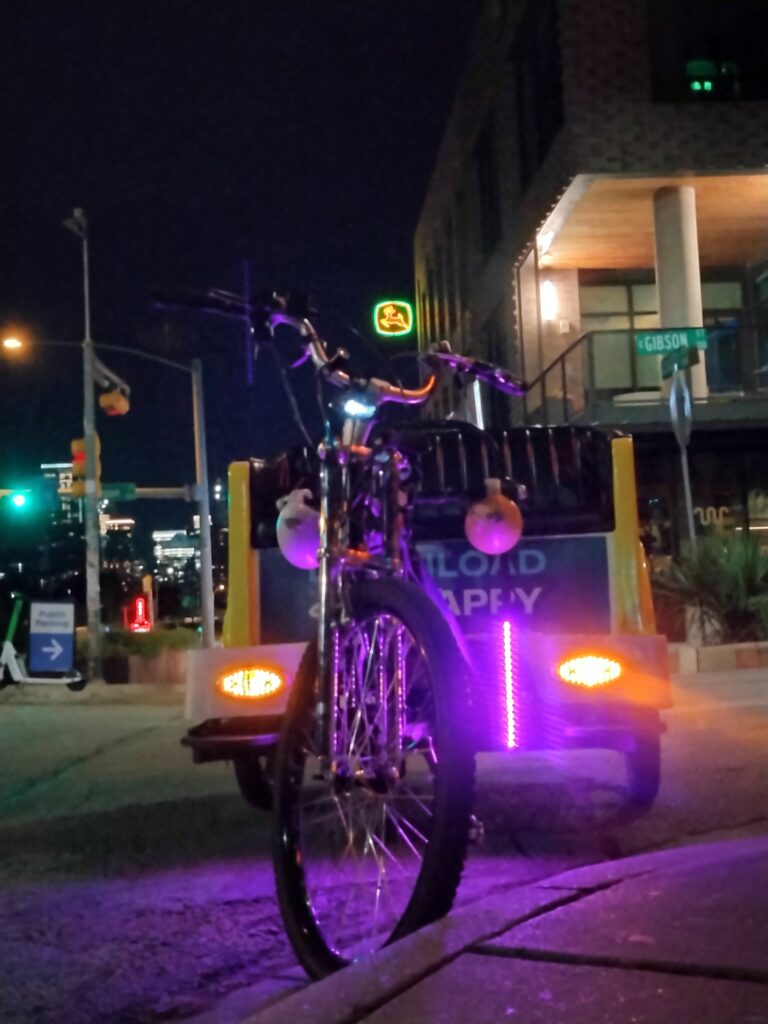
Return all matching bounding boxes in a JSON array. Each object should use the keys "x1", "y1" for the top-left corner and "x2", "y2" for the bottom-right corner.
[{"x1": 540, "y1": 280, "x2": 559, "y2": 322}]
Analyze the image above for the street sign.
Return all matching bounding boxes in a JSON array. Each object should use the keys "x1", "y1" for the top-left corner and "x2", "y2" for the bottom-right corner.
[
  {"x1": 101, "y1": 482, "x2": 136, "y2": 501},
  {"x1": 28, "y1": 602, "x2": 75, "y2": 674},
  {"x1": 661, "y1": 344, "x2": 700, "y2": 380},
  {"x1": 635, "y1": 327, "x2": 708, "y2": 356}
]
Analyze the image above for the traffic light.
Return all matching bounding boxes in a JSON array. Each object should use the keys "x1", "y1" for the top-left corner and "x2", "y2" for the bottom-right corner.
[
  {"x1": 126, "y1": 593, "x2": 152, "y2": 633},
  {"x1": 0, "y1": 488, "x2": 32, "y2": 511},
  {"x1": 69, "y1": 435, "x2": 101, "y2": 498},
  {"x1": 99, "y1": 390, "x2": 130, "y2": 416}
]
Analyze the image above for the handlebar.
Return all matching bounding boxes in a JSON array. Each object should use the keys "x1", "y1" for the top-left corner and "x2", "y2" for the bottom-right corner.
[
  {"x1": 151, "y1": 285, "x2": 436, "y2": 406},
  {"x1": 425, "y1": 350, "x2": 528, "y2": 397},
  {"x1": 151, "y1": 286, "x2": 527, "y2": 404}
]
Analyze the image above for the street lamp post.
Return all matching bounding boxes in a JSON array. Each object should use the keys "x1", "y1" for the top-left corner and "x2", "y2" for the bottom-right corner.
[
  {"x1": 84, "y1": 344, "x2": 216, "y2": 647},
  {"x1": 63, "y1": 209, "x2": 102, "y2": 680},
  {"x1": 48, "y1": 340, "x2": 214, "y2": 645},
  {"x1": 2, "y1": 335, "x2": 217, "y2": 648}
]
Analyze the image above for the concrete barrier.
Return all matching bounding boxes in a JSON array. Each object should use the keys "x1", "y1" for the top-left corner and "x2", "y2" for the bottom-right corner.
[{"x1": 670, "y1": 641, "x2": 768, "y2": 674}]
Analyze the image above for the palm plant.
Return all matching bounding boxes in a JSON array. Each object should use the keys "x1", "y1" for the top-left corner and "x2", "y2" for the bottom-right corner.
[{"x1": 653, "y1": 533, "x2": 768, "y2": 645}]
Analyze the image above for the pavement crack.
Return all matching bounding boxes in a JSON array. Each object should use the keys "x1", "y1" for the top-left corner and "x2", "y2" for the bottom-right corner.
[
  {"x1": 470, "y1": 944, "x2": 768, "y2": 986},
  {"x1": 343, "y1": 883, "x2": 624, "y2": 1024},
  {"x1": 0, "y1": 717, "x2": 182, "y2": 810}
]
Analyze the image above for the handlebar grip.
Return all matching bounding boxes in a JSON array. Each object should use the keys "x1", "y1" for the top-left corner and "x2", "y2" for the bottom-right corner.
[
  {"x1": 368, "y1": 374, "x2": 437, "y2": 405},
  {"x1": 426, "y1": 351, "x2": 528, "y2": 396}
]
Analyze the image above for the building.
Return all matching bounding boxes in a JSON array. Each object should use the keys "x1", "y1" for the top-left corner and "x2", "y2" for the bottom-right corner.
[
  {"x1": 414, "y1": 0, "x2": 768, "y2": 555},
  {"x1": 152, "y1": 529, "x2": 199, "y2": 582},
  {"x1": 40, "y1": 462, "x2": 79, "y2": 522}
]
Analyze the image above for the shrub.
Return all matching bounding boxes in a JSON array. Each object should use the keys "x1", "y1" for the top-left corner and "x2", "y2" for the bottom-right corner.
[
  {"x1": 94, "y1": 626, "x2": 201, "y2": 660},
  {"x1": 653, "y1": 533, "x2": 768, "y2": 645}
]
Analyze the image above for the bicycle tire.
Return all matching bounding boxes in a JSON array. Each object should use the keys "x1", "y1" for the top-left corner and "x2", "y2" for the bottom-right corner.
[
  {"x1": 625, "y1": 728, "x2": 662, "y2": 810},
  {"x1": 272, "y1": 577, "x2": 476, "y2": 978},
  {"x1": 233, "y1": 750, "x2": 274, "y2": 811}
]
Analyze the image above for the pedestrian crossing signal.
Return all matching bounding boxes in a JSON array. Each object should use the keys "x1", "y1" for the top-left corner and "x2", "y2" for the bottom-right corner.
[{"x1": 69, "y1": 435, "x2": 101, "y2": 498}]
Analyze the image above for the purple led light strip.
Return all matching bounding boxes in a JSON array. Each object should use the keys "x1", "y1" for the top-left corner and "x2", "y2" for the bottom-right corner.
[{"x1": 502, "y1": 619, "x2": 518, "y2": 749}]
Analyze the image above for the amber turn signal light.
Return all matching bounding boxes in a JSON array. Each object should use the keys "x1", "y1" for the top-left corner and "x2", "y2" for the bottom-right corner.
[
  {"x1": 557, "y1": 654, "x2": 622, "y2": 688},
  {"x1": 216, "y1": 667, "x2": 284, "y2": 699}
]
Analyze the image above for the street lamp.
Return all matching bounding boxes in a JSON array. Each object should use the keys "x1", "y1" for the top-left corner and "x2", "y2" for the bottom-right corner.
[
  {"x1": 63, "y1": 208, "x2": 102, "y2": 681},
  {"x1": 2, "y1": 333, "x2": 216, "y2": 648},
  {"x1": 86, "y1": 344, "x2": 216, "y2": 648}
]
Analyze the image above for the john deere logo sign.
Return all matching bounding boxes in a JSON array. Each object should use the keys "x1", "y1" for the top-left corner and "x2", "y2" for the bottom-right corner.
[{"x1": 373, "y1": 300, "x2": 414, "y2": 337}]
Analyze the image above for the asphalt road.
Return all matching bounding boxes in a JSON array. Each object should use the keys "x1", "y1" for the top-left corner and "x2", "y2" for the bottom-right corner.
[{"x1": 1, "y1": 671, "x2": 767, "y2": 1024}]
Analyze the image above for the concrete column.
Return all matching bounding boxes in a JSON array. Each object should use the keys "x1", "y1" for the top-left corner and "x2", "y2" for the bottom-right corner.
[{"x1": 653, "y1": 185, "x2": 708, "y2": 398}]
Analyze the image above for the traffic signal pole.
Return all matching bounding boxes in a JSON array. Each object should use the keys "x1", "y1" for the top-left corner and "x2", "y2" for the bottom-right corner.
[
  {"x1": 65, "y1": 209, "x2": 102, "y2": 680},
  {"x1": 192, "y1": 359, "x2": 215, "y2": 648}
]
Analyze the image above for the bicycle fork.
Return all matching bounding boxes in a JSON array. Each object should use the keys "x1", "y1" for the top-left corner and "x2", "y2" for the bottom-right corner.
[{"x1": 314, "y1": 442, "x2": 406, "y2": 770}]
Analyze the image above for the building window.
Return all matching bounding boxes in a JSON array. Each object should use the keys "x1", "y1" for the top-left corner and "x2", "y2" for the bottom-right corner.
[
  {"x1": 426, "y1": 262, "x2": 437, "y2": 344},
  {"x1": 649, "y1": 0, "x2": 768, "y2": 102},
  {"x1": 444, "y1": 216, "x2": 457, "y2": 335},
  {"x1": 509, "y1": 0, "x2": 564, "y2": 190},
  {"x1": 479, "y1": 304, "x2": 510, "y2": 430},
  {"x1": 434, "y1": 237, "x2": 446, "y2": 339},
  {"x1": 579, "y1": 278, "x2": 744, "y2": 393},
  {"x1": 473, "y1": 115, "x2": 502, "y2": 256},
  {"x1": 418, "y1": 285, "x2": 428, "y2": 347},
  {"x1": 455, "y1": 189, "x2": 469, "y2": 322}
]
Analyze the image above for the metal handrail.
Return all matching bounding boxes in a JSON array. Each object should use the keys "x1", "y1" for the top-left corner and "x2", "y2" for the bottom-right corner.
[{"x1": 523, "y1": 322, "x2": 768, "y2": 426}]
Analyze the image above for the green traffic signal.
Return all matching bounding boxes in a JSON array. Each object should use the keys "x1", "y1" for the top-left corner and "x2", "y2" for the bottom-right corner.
[{"x1": 0, "y1": 488, "x2": 32, "y2": 511}]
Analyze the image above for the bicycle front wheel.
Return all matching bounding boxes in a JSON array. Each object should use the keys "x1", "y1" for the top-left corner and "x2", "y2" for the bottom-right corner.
[{"x1": 272, "y1": 577, "x2": 475, "y2": 978}]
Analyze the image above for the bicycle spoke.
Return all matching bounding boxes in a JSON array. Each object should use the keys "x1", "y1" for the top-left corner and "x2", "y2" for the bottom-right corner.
[{"x1": 288, "y1": 609, "x2": 445, "y2": 963}]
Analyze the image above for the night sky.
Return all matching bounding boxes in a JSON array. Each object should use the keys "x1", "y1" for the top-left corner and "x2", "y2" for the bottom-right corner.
[{"x1": 0, "y1": 0, "x2": 477, "y2": 528}]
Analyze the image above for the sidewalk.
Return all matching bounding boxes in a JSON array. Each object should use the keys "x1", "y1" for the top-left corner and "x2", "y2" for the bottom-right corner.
[
  {"x1": 0, "y1": 679, "x2": 184, "y2": 705},
  {"x1": 246, "y1": 837, "x2": 768, "y2": 1024}
]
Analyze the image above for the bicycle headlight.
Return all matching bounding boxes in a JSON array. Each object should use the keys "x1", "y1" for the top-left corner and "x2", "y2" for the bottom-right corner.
[{"x1": 342, "y1": 396, "x2": 377, "y2": 419}]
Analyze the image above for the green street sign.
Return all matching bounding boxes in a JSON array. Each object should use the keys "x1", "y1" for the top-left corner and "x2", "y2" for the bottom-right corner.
[
  {"x1": 101, "y1": 482, "x2": 136, "y2": 502},
  {"x1": 635, "y1": 327, "x2": 708, "y2": 356},
  {"x1": 661, "y1": 345, "x2": 700, "y2": 380}
]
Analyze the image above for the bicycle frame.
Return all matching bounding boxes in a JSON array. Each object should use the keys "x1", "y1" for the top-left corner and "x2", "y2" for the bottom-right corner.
[{"x1": 314, "y1": 435, "x2": 408, "y2": 761}]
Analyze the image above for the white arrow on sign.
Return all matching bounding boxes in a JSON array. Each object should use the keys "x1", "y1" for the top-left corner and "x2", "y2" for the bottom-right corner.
[{"x1": 42, "y1": 639, "x2": 64, "y2": 660}]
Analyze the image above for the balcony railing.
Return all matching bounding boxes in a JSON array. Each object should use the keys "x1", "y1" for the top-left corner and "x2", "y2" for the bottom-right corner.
[{"x1": 523, "y1": 323, "x2": 768, "y2": 426}]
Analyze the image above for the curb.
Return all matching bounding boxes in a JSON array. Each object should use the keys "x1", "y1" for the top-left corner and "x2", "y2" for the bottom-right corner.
[
  {"x1": 242, "y1": 841, "x2": 761, "y2": 1024},
  {"x1": 669, "y1": 642, "x2": 768, "y2": 674},
  {"x1": 0, "y1": 681, "x2": 184, "y2": 705}
]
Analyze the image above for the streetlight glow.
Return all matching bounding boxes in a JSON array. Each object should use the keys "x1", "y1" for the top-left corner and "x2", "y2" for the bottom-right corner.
[{"x1": 3, "y1": 337, "x2": 23, "y2": 350}]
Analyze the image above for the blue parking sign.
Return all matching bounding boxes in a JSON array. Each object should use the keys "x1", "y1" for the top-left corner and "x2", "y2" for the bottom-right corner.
[{"x1": 28, "y1": 602, "x2": 75, "y2": 674}]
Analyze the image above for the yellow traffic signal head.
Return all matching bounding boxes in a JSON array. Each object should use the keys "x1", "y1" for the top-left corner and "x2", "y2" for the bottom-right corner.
[
  {"x1": 68, "y1": 435, "x2": 101, "y2": 497},
  {"x1": 99, "y1": 390, "x2": 130, "y2": 416}
]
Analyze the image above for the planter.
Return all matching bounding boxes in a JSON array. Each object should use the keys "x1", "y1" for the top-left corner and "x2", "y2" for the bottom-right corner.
[
  {"x1": 128, "y1": 649, "x2": 188, "y2": 685},
  {"x1": 684, "y1": 604, "x2": 722, "y2": 646},
  {"x1": 669, "y1": 640, "x2": 768, "y2": 673},
  {"x1": 102, "y1": 655, "x2": 130, "y2": 684}
]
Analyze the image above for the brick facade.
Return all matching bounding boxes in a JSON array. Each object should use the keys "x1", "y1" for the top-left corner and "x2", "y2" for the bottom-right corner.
[{"x1": 415, "y1": 0, "x2": 768, "y2": 384}]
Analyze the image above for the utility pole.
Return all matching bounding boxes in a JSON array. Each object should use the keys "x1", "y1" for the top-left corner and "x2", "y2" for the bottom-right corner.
[
  {"x1": 64, "y1": 208, "x2": 102, "y2": 680},
  {"x1": 191, "y1": 359, "x2": 215, "y2": 647}
]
